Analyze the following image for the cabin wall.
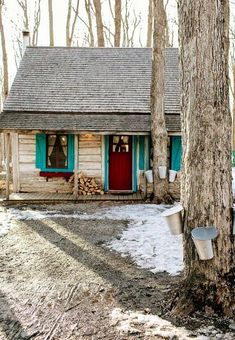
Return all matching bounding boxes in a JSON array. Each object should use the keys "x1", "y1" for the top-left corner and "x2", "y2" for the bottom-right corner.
[
  {"x1": 78, "y1": 134, "x2": 102, "y2": 183},
  {"x1": 18, "y1": 133, "x2": 103, "y2": 194}
]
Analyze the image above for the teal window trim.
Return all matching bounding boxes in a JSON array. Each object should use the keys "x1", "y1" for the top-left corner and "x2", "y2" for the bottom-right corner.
[
  {"x1": 104, "y1": 135, "x2": 109, "y2": 192},
  {"x1": 232, "y1": 151, "x2": 235, "y2": 167},
  {"x1": 170, "y1": 136, "x2": 182, "y2": 171},
  {"x1": 36, "y1": 133, "x2": 74, "y2": 172},
  {"x1": 132, "y1": 136, "x2": 137, "y2": 192}
]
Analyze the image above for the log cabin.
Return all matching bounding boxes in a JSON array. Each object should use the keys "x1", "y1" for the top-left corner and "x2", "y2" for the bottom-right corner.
[{"x1": 0, "y1": 45, "x2": 181, "y2": 200}]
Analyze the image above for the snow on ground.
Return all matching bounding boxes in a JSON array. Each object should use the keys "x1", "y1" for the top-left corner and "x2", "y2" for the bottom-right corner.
[
  {"x1": 0, "y1": 204, "x2": 183, "y2": 275},
  {"x1": 111, "y1": 308, "x2": 234, "y2": 340}
]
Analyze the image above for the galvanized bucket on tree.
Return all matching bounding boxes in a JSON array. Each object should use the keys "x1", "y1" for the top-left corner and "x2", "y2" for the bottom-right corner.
[
  {"x1": 162, "y1": 205, "x2": 184, "y2": 235},
  {"x1": 191, "y1": 227, "x2": 219, "y2": 260},
  {"x1": 169, "y1": 169, "x2": 177, "y2": 182},
  {"x1": 145, "y1": 170, "x2": 153, "y2": 183},
  {"x1": 158, "y1": 166, "x2": 167, "y2": 179}
]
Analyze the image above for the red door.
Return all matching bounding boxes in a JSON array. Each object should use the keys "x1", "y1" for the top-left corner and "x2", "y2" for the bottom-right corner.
[{"x1": 109, "y1": 136, "x2": 132, "y2": 191}]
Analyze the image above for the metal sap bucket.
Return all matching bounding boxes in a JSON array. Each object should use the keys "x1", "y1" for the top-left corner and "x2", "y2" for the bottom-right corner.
[
  {"x1": 191, "y1": 227, "x2": 219, "y2": 260},
  {"x1": 145, "y1": 170, "x2": 153, "y2": 183},
  {"x1": 169, "y1": 170, "x2": 177, "y2": 182},
  {"x1": 159, "y1": 166, "x2": 167, "y2": 179},
  {"x1": 162, "y1": 205, "x2": 184, "y2": 235}
]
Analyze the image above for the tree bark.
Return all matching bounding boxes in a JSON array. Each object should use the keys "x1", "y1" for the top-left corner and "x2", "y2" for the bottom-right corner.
[
  {"x1": 85, "y1": 0, "x2": 94, "y2": 47},
  {"x1": 232, "y1": 63, "x2": 235, "y2": 163},
  {"x1": 146, "y1": 0, "x2": 153, "y2": 47},
  {"x1": 0, "y1": 0, "x2": 8, "y2": 99},
  {"x1": 48, "y1": 0, "x2": 54, "y2": 46},
  {"x1": 175, "y1": 0, "x2": 234, "y2": 315},
  {"x1": 114, "y1": 0, "x2": 121, "y2": 47},
  {"x1": 151, "y1": 0, "x2": 172, "y2": 204},
  {"x1": 93, "y1": 0, "x2": 105, "y2": 47}
]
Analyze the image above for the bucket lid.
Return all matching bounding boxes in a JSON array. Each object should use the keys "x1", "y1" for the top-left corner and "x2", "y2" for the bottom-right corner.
[
  {"x1": 191, "y1": 227, "x2": 219, "y2": 240},
  {"x1": 161, "y1": 204, "x2": 183, "y2": 217}
]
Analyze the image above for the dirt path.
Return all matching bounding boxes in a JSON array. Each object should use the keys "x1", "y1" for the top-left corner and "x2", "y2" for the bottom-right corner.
[
  {"x1": 0, "y1": 202, "x2": 233, "y2": 339},
  {"x1": 0, "y1": 202, "x2": 180, "y2": 339}
]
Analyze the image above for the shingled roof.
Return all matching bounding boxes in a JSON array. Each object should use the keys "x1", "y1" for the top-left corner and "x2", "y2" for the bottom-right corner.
[{"x1": 0, "y1": 47, "x2": 180, "y2": 132}]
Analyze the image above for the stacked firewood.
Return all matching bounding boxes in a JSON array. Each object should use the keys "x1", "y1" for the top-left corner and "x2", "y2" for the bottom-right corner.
[{"x1": 70, "y1": 172, "x2": 104, "y2": 195}]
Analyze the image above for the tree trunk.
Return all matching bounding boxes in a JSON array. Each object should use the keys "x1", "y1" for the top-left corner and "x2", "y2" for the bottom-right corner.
[
  {"x1": 114, "y1": 0, "x2": 121, "y2": 47},
  {"x1": 175, "y1": 0, "x2": 234, "y2": 315},
  {"x1": 0, "y1": 0, "x2": 8, "y2": 99},
  {"x1": 48, "y1": 0, "x2": 54, "y2": 46},
  {"x1": 93, "y1": 0, "x2": 105, "y2": 47},
  {"x1": 151, "y1": 0, "x2": 172, "y2": 204},
  {"x1": 232, "y1": 63, "x2": 235, "y2": 165},
  {"x1": 85, "y1": 0, "x2": 94, "y2": 47},
  {"x1": 146, "y1": 0, "x2": 153, "y2": 47}
]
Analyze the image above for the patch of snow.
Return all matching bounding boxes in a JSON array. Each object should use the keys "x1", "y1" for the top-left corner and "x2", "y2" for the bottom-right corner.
[
  {"x1": 0, "y1": 204, "x2": 183, "y2": 275},
  {"x1": 103, "y1": 204, "x2": 183, "y2": 275},
  {"x1": 111, "y1": 308, "x2": 204, "y2": 339},
  {"x1": 111, "y1": 308, "x2": 235, "y2": 340}
]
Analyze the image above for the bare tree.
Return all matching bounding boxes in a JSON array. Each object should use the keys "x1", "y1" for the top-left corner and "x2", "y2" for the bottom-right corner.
[
  {"x1": 17, "y1": 0, "x2": 29, "y2": 29},
  {"x1": 114, "y1": 0, "x2": 121, "y2": 47},
  {"x1": 122, "y1": 0, "x2": 141, "y2": 47},
  {"x1": 32, "y1": 0, "x2": 42, "y2": 46},
  {"x1": 0, "y1": 0, "x2": 8, "y2": 99},
  {"x1": 85, "y1": 0, "x2": 94, "y2": 46},
  {"x1": 48, "y1": 0, "x2": 54, "y2": 46},
  {"x1": 146, "y1": 0, "x2": 153, "y2": 47},
  {"x1": 151, "y1": 0, "x2": 172, "y2": 203},
  {"x1": 175, "y1": 0, "x2": 234, "y2": 315},
  {"x1": 66, "y1": 0, "x2": 80, "y2": 47},
  {"x1": 93, "y1": 0, "x2": 105, "y2": 46}
]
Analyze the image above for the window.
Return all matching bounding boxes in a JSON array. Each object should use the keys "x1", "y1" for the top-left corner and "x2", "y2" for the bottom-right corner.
[
  {"x1": 46, "y1": 135, "x2": 68, "y2": 169},
  {"x1": 112, "y1": 136, "x2": 130, "y2": 153},
  {"x1": 36, "y1": 133, "x2": 74, "y2": 172}
]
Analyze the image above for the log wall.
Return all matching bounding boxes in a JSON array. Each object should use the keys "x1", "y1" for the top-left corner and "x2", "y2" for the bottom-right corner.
[{"x1": 18, "y1": 133, "x2": 103, "y2": 194}]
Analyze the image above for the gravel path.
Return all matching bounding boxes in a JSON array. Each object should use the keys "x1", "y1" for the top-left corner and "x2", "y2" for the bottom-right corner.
[
  {"x1": 0, "y1": 202, "x2": 233, "y2": 340},
  {"x1": 0, "y1": 202, "x2": 177, "y2": 340}
]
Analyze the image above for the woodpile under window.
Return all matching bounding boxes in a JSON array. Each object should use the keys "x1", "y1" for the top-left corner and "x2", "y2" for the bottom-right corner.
[{"x1": 69, "y1": 172, "x2": 104, "y2": 195}]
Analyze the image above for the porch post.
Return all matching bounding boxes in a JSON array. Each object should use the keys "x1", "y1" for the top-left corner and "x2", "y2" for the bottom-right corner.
[
  {"x1": 12, "y1": 132, "x2": 20, "y2": 192},
  {"x1": 5, "y1": 132, "x2": 10, "y2": 200},
  {"x1": 73, "y1": 134, "x2": 79, "y2": 199}
]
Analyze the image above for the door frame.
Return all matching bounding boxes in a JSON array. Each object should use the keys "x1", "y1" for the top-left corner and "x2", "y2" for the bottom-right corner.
[{"x1": 103, "y1": 135, "x2": 137, "y2": 192}]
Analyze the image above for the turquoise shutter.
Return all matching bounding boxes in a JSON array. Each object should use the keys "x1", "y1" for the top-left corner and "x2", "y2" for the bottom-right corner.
[
  {"x1": 171, "y1": 136, "x2": 182, "y2": 171},
  {"x1": 68, "y1": 134, "x2": 75, "y2": 171},
  {"x1": 139, "y1": 136, "x2": 145, "y2": 170},
  {"x1": 104, "y1": 135, "x2": 109, "y2": 192},
  {"x1": 36, "y1": 134, "x2": 46, "y2": 169}
]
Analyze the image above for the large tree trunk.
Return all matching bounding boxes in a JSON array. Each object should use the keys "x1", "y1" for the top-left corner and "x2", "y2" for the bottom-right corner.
[
  {"x1": 0, "y1": 0, "x2": 8, "y2": 99},
  {"x1": 114, "y1": 0, "x2": 121, "y2": 47},
  {"x1": 48, "y1": 0, "x2": 54, "y2": 46},
  {"x1": 232, "y1": 63, "x2": 235, "y2": 164},
  {"x1": 93, "y1": 0, "x2": 105, "y2": 47},
  {"x1": 176, "y1": 0, "x2": 234, "y2": 315},
  {"x1": 151, "y1": 0, "x2": 172, "y2": 204},
  {"x1": 146, "y1": 0, "x2": 153, "y2": 47}
]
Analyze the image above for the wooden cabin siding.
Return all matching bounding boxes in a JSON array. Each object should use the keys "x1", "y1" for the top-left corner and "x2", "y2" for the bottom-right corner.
[
  {"x1": 17, "y1": 133, "x2": 103, "y2": 194},
  {"x1": 18, "y1": 133, "x2": 73, "y2": 193},
  {"x1": 78, "y1": 134, "x2": 102, "y2": 182}
]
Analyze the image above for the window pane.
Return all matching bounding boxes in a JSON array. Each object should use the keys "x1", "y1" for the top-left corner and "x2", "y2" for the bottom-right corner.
[
  {"x1": 113, "y1": 136, "x2": 119, "y2": 144},
  {"x1": 47, "y1": 135, "x2": 68, "y2": 169}
]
